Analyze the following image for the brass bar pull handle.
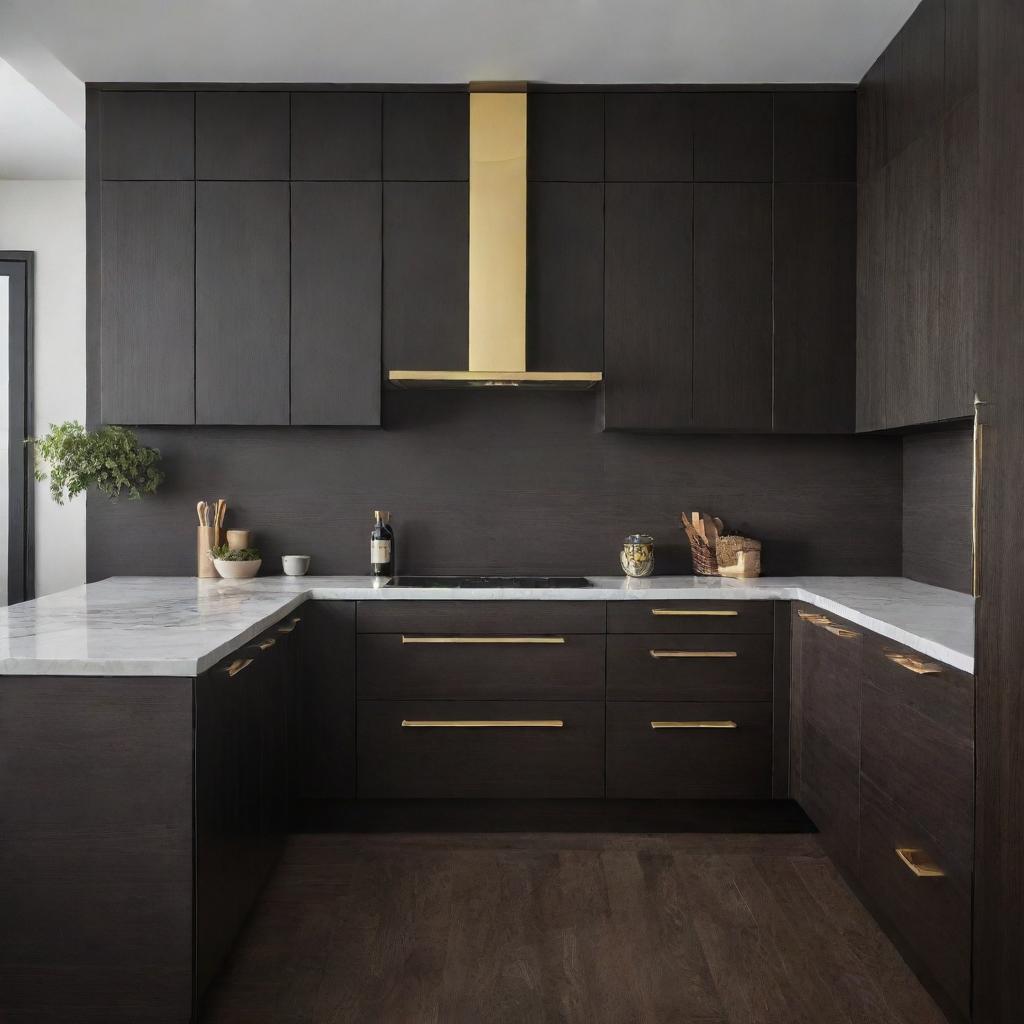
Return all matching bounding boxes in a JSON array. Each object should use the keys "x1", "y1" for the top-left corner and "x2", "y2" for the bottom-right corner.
[
  {"x1": 651, "y1": 720, "x2": 738, "y2": 729},
  {"x1": 798, "y1": 611, "x2": 831, "y2": 625},
  {"x1": 651, "y1": 608, "x2": 738, "y2": 617},
  {"x1": 277, "y1": 617, "x2": 301, "y2": 634},
  {"x1": 401, "y1": 719, "x2": 564, "y2": 728},
  {"x1": 895, "y1": 847, "x2": 945, "y2": 878},
  {"x1": 400, "y1": 636, "x2": 565, "y2": 645},
  {"x1": 885, "y1": 652, "x2": 942, "y2": 675},
  {"x1": 649, "y1": 650, "x2": 737, "y2": 659},
  {"x1": 252, "y1": 638, "x2": 276, "y2": 651},
  {"x1": 825, "y1": 625, "x2": 860, "y2": 639},
  {"x1": 225, "y1": 658, "x2": 254, "y2": 677}
]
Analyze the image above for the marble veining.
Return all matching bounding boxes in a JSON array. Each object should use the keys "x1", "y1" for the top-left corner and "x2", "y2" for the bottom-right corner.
[{"x1": 0, "y1": 575, "x2": 974, "y2": 677}]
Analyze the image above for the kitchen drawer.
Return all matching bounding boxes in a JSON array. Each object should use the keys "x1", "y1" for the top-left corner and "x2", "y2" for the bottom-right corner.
[
  {"x1": 607, "y1": 601, "x2": 772, "y2": 635},
  {"x1": 861, "y1": 637, "x2": 974, "y2": 878},
  {"x1": 356, "y1": 600, "x2": 605, "y2": 635},
  {"x1": 799, "y1": 719, "x2": 860, "y2": 879},
  {"x1": 358, "y1": 633, "x2": 604, "y2": 700},
  {"x1": 606, "y1": 634, "x2": 772, "y2": 701},
  {"x1": 357, "y1": 700, "x2": 604, "y2": 798},
  {"x1": 606, "y1": 701, "x2": 771, "y2": 798},
  {"x1": 858, "y1": 778, "x2": 971, "y2": 1019}
]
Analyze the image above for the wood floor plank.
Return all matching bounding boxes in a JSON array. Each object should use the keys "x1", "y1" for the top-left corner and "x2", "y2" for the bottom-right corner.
[{"x1": 203, "y1": 834, "x2": 948, "y2": 1024}]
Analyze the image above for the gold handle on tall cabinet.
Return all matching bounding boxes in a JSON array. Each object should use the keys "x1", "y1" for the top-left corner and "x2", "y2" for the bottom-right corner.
[
  {"x1": 895, "y1": 847, "x2": 945, "y2": 878},
  {"x1": 225, "y1": 658, "x2": 254, "y2": 677},
  {"x1": 651, "y1": 609, "x2": 738, "y2": 617},
  {"x1": 649, "y1": 650, "x2": 737, "y2": 659},
  {"x1": 277, "y1": 617, "x2": 301, "y2": 634},
  {"x1": 401, "y1": 719, "x2": 564, "y2": 728},
  {"x1": 252, "y1": 638, "x2": 276, "y2": 651},
  {"x1": 400, "y1": 636, "x2": 565, "y2": 645},
  {"x1": 650, "y1": 720, "x2": 737, "y2": 729},
  {"x1": 885, "y1": 652, "x2": 942, "y2": 675},
  {"x1": 972, "y1": 395, "x2": 985, "y2": 598},
  {"x1": 825, "y1": 625, "x2": 860, "y2": 639}
]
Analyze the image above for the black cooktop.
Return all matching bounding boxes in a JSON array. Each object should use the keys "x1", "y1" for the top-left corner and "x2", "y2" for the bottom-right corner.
[{"x1": 386, "y1": 575, "x2": 592, "y2": 588}]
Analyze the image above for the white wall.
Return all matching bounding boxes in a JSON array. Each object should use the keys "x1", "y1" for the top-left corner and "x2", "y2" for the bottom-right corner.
[{"x1": 0, "y1": 180, "x2": 86, "y2": 596}]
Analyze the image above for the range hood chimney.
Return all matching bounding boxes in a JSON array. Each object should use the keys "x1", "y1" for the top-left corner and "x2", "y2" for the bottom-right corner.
[{"x1": 388, "y1": 83, "x2": 602, "y2": 390}]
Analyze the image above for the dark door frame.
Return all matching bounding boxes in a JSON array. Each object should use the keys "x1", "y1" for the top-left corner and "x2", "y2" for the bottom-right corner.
[{"x1": 1, "y1": 252, "x2": 34, "y2": 604}]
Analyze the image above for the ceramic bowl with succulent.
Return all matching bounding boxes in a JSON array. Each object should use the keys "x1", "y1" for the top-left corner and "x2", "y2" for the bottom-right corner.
[{"x1": 209, "y1": 543, "x2": 262, "y2": 579}]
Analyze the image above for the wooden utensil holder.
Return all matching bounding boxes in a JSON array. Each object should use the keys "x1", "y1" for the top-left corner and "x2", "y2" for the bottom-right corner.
[{"x1": 197, "y1": 526, "x2": 220, "y2": 578}]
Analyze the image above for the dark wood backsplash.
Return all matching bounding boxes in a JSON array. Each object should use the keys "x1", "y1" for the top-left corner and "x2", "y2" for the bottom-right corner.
[
  {"x1": 901, "y1": 424, "x2": 974, "y2": 592},
  {"x1": 86, "y1": 390, "x2": 900, "y2": 580}
]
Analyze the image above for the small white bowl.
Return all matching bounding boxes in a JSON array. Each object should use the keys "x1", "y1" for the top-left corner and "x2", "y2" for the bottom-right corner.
[
  {"x1": 213, "y1": 558, "x2": 261, "y2": 580},
  {"x1": 282, "y1": 554, "x2": 311, "y2": 576}
]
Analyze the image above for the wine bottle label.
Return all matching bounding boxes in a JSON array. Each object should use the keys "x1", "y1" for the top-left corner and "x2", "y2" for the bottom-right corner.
[{"x1": 371, "y1": 539, "x2": 392, "y2": 564}]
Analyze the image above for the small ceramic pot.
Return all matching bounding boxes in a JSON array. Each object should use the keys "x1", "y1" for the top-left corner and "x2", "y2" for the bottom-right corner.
[
  {"x1": 620, "y1": 534, "x2": 655, "y2": 578},
  {"x1": 282, "y1": 554, "x2": 311, "y2": 576},
  {"x1": 226, "y1": 529, "x2": 253, "y2": 552},
  {"x1": 212, "y1": 558, "x2": 261, "y2": 579}
]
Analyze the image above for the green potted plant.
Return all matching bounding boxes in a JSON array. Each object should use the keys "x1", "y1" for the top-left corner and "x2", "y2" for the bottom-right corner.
[
  {"x1": 209, "y1": 543, "x2": 262, "y2": 580},
  {"x1": 29, "y1": 421, "x2": 164, "y2": 504}
]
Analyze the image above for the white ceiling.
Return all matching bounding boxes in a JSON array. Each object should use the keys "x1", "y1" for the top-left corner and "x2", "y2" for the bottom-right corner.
[{"x1": 0, "y1": 0, "x2": 920, "y2": 178}]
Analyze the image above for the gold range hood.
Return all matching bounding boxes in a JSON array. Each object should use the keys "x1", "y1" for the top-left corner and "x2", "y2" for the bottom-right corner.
[{"x1": 388, "y1": 83, "x2": 602, "y2": 390}]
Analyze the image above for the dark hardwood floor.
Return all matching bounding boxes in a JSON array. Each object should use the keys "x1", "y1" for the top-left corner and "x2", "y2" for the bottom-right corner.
[{"x1": 202, "y1": 833, "x2": 946, "y2": 1024}]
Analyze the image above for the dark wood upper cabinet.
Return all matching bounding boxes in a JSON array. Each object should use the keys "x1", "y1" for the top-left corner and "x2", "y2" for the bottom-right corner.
[
  {"x1": 100, "y1": 91, "x2": 194, "y2": 179},
  {"x1": 382, "y1": 181, "x2": 468, "y2": 372},
  {"x1": 605, "y1": 94, "x2": 692, "y2": 181},
  {"x1": 527, "y1": 93, "x2": 604, "y2": 181},
  {"x1": 195, "y1": 182, "x2": 290, "y2": 424},
  {"x1": 692, "y1": 93, "x2": 772, "y2": 181},
  {"x1": 944, "y1": 0, "x2": 978, "y2": 112},
  {"x1": 195, "y1": 92, "x2": 289, "y2": 179},
  {"x1": 291, "y1": 182, "x2": 382, "y2": 426},
  {"x1": 885, "y1": 0, "x2": 944, "y2": 160},
  {"x1": 774, "y1": 92, "x2": 856, "y2": 182},
  {"x1": 527, "y1": 182, "x2": 603, "y2": 372},
  {"x1": 858, "y1": 56, "x2": 887, "y2": 183},
  {"x1": 100, "y1": 182, "x2": 195, "y2": 424},
  {"x1": 382, "y1": 93, "x2": 468, "y2": 180},
  {"x1": 692, "y1": 183, "x2": 772, "y2": 431},
  {"x1": 290, "y1": 92, "x2": 382, "y2": 180},
  {"x1": 604, "y1": 183, "x2": 693, "y2": 430},
  {"x1": 774, "y1": 183, "x2": 856, "y2": 433}
]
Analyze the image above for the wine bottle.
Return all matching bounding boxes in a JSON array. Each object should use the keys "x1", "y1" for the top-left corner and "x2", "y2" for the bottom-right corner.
[{"x1": 370, "y1": 510, "x2": 394, "y2": 577}]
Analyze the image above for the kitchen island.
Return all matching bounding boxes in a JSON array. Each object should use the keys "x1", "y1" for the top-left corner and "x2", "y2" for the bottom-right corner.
[{"x1": 0, "y1": 576, "x2": 975, "y2": 1022}]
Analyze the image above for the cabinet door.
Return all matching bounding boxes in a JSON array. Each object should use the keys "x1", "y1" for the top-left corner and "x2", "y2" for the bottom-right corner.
[
  {"x1": 773, "y1": 183, "x2": 856, "y2": 433},
  {"x1": 774, "y1": 92, "x2": 856, "y2": 183},
  {"x1": 382, "y1": 181, "x2": 468, "y2": 372},
  {"x1": 856, "y1": 169, "x2": 888, "y2": 432},
  {"x1": 291, "y1": 182, "x2": 381, "y2": 425},
  {"x1": 290, "y1": 92, "x2": 381, "y2": 180},
  {"x1": 196, "y1": 182, "x2": 290, "y2": 424},
  {"x1": 196, "y1": 91, "x2": 289, "y2": 180},
  {"x1": 100, "y1": 91, "x2": 194, "y2": 179},
  {"x1": 693, "y1": 93, "x2": 772, "y2": 181},
  {"x1": 382, "y1": 93, "x2": 468, "y2": 181},
  {"x1": 603, "y1": 183, "x2": 693, "y2": 430},
  {"x1": 605, "y1": 94, "x2": 692, "y2": 181},
  {"x1": 100, "y1": 181, "x2": 195, "y2": 424},
  {"x1": 527, "y1": 182, "x2": 603, "y2": 372},
  {"x1": 693, "y1": 183, "x2": 772, "y2": 431},
  {"x1": 527, "y1": 93, "x2": 604, "y2": 181}
]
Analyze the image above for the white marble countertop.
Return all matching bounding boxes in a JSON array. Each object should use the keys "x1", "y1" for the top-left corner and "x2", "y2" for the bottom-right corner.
[{"x1": 0, "y1": 575, "x2": 975, "y2": 677}]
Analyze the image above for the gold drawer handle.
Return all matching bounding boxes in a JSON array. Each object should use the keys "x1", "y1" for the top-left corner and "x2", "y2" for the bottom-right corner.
[
  {"x1": 885, "y1": 652, "x2": 942, "y2": 675},
  {"x1": 400, "y1": 636, "x2": 565, "y2": 645},
  {"x1": 651, "y1": 608, "x2": 738, "y2": 617},
  {"x1": 651, "y1": 720, "x2": 737, "y2": 729},
  {"x1": 252, "y1": 638, "x2": 276, "y2": 651},
  {"x1": 798, "y1": 612, "x2": 831, "y2": 625},
  {"x1": 225, "y1": 658, "x2": 254, "y2": 677},
  {"x1": 825, "y1": 625, "x2": 860, "y2": 639},
  {"x1": 895, "y1": 847, "x2": 945, "y2": 878},
  {"x1": 649, "y1": 650, "x2": 737, "y2": 659},
  {"x1": 401, "y1": 719, "x2": 564, "y2": 728},
  {"x1": 277, "y1": 616, "x2": 301, "y2": 634}
]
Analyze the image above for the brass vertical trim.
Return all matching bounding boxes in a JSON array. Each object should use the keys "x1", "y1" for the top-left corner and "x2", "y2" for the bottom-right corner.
[
  {"x1": 972, "y1": 395, "x2": 984, "y2": 597},
  {"x1": 468, "y1": 90, "x2": 527, "y2": 373}
]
